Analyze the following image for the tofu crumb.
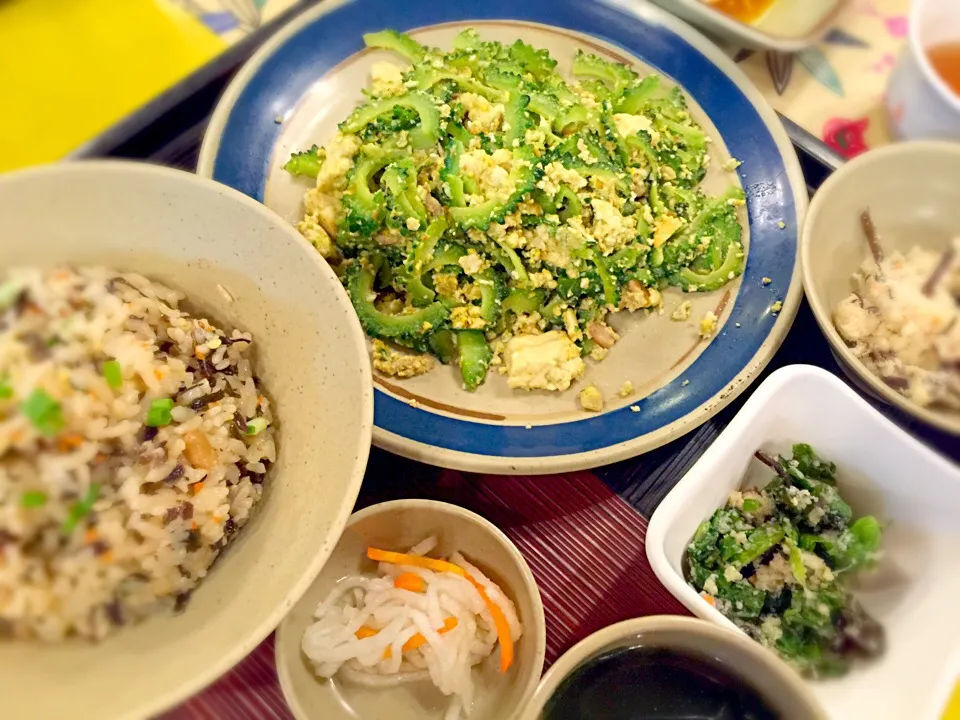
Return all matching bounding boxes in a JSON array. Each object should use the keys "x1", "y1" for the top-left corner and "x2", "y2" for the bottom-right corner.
[
  {"x1": 524, "y1": 424, "x2": 532, "y2": 430},
  {"x1": 721, "y1": 158, "x2": 742, "y2": 172},
  {"x1": 579, "y1": 385, "x2": 604, "y2": 412},
  {"x1": 761, "y1": 277, "x2": 772, "y2": 286},
  {"x1": 699, "y1": 310, "x2": 718, "y2": 338},
  {"x1": 723, "y1": 565, "x2": 742, "y2": 582},
  {"x1": 703, "y1": 574, "x2": 719, "y2": 596},
  {"x1": 671, "y1": 300, "x2": 693, "y2": 322},
  {"x1": 405, "y1": 217, "x2": 421, "y2": 232},
  {"x1": 371, "y1": 339, "x2": 435, "y2": 379},
  {"x1": 682, "y1": 379, "x2": 690, "y2": 386},
  {"x1": 771, "y1": 300, "x2": 783, "y2": 314},
  {"x1": 629, "y1": 405, "x2": 641, "y2": 413},
  {"x1": 735, "y1": 322, "x2": 741, "y2": 328},
  {"x1": 619, "y1": 381, "x2": 634, "y2": 398}
]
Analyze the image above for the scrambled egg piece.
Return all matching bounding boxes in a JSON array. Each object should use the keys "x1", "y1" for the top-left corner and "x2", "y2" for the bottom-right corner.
[
  {"x1": 672, "y1": 300, "x2": 693, "y2": 322},
  {"x1": 504, "y1": 331, "x2": 586, "y2": 391},
  {"x1": 460, "y1": 93, "x2": 505, "y2": 134},
  {"x1": 590, "y1": 199, "x2": 637, "y2": 255},
  {"x1": 296, "y1": 215, "x2": 336, "y2": 259},
  {"x1": 451, "y1": 305, "x2": 487, "y2": 330},
  {"x1": 612, "y1": 113, "x2": 652, "y2": 138},
  {"x1": 459, "y1": 148, "x2": 514, "y2": 201},
  {"x1": 370, "y1": 62, "x2": 406, "y2": 97},
  {"x1": 371, "y1": 339, "x2": 434, "y2": 378},
  {"x1": 652, "y1": 213, "x2": 684, "y2": 247},
  {"x1": 620, "y1": 283, "x2": 661, "y2": 311},
  {"x1": 458, "y1": 251, "x2": 486, "y2": 276},
  {"x1": 699, "y1": 311, "x2": 718, "y2": 338},
  {"x1": 579, "y1": 385, "x2": 604, "y2": 412},
  {"x1": 536, "y1": 162, "x2": 588, "y2": 196}
]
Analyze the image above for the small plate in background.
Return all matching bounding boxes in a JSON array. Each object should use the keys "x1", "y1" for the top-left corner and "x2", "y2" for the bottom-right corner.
[{"x1": 645, "y1": 0, "x2": 850, "y2": 52}]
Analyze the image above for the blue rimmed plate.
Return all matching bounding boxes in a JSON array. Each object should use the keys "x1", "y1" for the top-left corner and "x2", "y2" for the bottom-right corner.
[{"x1": 198, "y1": 0, "x2": 805, "y2": 474}]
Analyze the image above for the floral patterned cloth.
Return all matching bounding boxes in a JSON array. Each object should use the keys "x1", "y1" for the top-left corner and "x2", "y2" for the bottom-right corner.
[{"x1": 732, "y1": 0, "x2": 909, "y2": 159}]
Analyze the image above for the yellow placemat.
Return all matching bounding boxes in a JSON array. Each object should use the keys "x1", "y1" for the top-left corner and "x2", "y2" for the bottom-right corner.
[
  {"x1": 731, "y1": 0, "x2": 910, "y2": 158},
  {"x1": 0, "y1": 0, "x2": 226, "y2": 171}
]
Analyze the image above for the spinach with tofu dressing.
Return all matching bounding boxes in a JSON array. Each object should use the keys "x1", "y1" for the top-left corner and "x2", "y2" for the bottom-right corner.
[
  {"x1": 288, "y1": 28, "x2": 747, "y2": 392},
  {"x1": 685, "y1": 444, "x2": 885, "y2": 677}
]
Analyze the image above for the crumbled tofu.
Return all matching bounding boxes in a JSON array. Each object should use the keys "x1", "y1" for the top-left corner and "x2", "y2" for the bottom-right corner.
[
  {"x1": 721, "y1": 158, "x2": 742, "y2": 172},
  {"x1": 460, "y1": 92, "x2": 505, "y2": 134},
  {"x1": 459, "y1": 148, "x2": 515, "y2": 200},
  {"x1": 612, "y1": 113, "x2": 653, "y2": 138},
  {"x1": 405, "y1": 217, "x2": 421, "y2": 232},
  {"x1": 579, "y1": 385, "x2": 604, "y2": 412},
  {"x1": 458, "y1": 251, "x2": 486, "y2": 276},
  {"x1": 621, "y1": 283, "x2": 661, "y2": 311},
  {"x1": 536, "y1": 161, "x2": 588, "y2": 196},
  {"x1": 703, "y1": 574, "x2": 719, "y2": 596},
  {"x1": 761, "y1": 277, "x2": 772, "y2": 285},
  {"x1": 297, "y1": 214, "x2": 337, "y2": 259},
  {"x1": 432, "y1": 272, "x2": 460, "y2": 298},
  {"x1": 504, "y1": 331, "x2": 586, "y2": 391},
  {"x1": 807, "y1": 506, "x2": 826, "y2": 526},
  {"x1": 723, "y1": 565, "x2": 742, "y2": 582},
  {"x1": 652, "y1": 214, "x2": 684, "y2": 247},
  {"x1": 590, "y1": 199, "x2": 637, "y2": 254},
  {"x1": 315, "y1": 133, "x2": 361, "y2": 195},
  {"x1": 563, "y1": 308, "x2": 582, "y2": 342},
  {"x1": 699, "y1": 310, "x2": 718, "y2": 338},
  {"x1": 451, "y1": 305, "x2": 487, "y2": 330},
  {"x1": 760, "y1": 616, "x2": 783, "y2": 644},
  {"x1": 619, "y1": 381, "x2": 634, "y2": 398},
  {"x1": 750, "y1": 553, "x2": 792, "y2": 592},
  {"x1": 671, "y1": 300, "x2": 693, "y2": 322},
  {"x1": 371, "y1": 339, "x2": 435, "y2": 378},
  {"x1": 771, "y1": 301, "x2": 783, "y2": 313},
  {"x1": 629, "y1": 405, "x2": 641, "y2": 413},
  {"x1": 369, "y1": 62, "x2": 406, "y2": 96}
]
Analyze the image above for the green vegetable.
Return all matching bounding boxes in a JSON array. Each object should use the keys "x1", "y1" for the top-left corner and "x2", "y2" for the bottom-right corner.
[
  {"x1": 456, "y1": 330, "x2": 492, "y2": 391},
  {"x1": 0, "y1": 377, "x2": 12, "y2": 399},
  {"x1": 0, "y1": 280, "x2": 24, "y2": 310},
  {"x1": 363, "y1": 29, "x2": 428, "y2": 63},
  {"x1": 684, "y1": 444, "x2": 884, "y2": 678},
  {"x1": 145, "y1": 398, "x2": 175, "y2": 427},
  {"x1": 102, "y1": 360, "x2": 123, "y2": 390},
  {"x1": 292, "y1": 27, "x2": 747, "y2": 375},
  {"x1": 245, "y1": 417, "x2": 269, "y2": 436},
  {"x1": 62, "y1": 483, "x2": 100, "y2": 535},
  {"x1": 21, "y1": 389, "x2": 64, "y2": 437},
  {"x1": 21, "y1": 491, "x2": 47, "y2": 509},
  {"x1": 283, "y1": 145, "x2": 325, "y2": 178}
]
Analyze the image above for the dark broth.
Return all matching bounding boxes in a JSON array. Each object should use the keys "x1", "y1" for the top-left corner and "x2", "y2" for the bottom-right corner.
[{"x1": 542, "y1": 646, "x2": 780, "y2": 720}]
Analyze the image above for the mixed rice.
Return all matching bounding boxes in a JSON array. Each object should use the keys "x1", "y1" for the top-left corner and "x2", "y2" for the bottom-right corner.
[{"x1": 0, "y1": 267, "x2": 276, "y2": 641}]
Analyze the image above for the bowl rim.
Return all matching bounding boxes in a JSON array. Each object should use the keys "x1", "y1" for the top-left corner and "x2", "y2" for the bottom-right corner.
[
  {"x1": 274, "y1": 497, "x2": 547, "y2": 720},
  {"x1": 0, "y1": 159, "x2": 376, "y2": 719},
  {"x1": 800, "y1": 140, "x2": 960, "y2": 436},
  {"x1": 522, "y1": 615, "x2": 826, "y2": 719}
]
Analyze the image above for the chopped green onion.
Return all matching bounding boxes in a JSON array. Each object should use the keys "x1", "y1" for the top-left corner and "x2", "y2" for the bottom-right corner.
[
  {"x1": 0, "y1": 280, "x2": 24, "y2": 310},
  {"x1": 102, "y1": 360, "x2": 123, "y2": 389},
  {"x1": 245, "y1": 417, "x2": 269, "y2": 436},
  {"x1": 21, "y1": 491, "x2": 48, "y2": 508},
  {"x1": 62, "y1": 483, "x2": 100, "y2": 534},
  {"x1": 0, "y1": 377, "x2": 12, "y2": 399},
  {"x1": 21, "y1": 389, "x2": 64, "y2": 437},
  {"x1": 145, "y1": 398, "x2": 174, "y2": 427},
  {"x1": 742, "y1": 498, "x2": 761, "y2": 512}
]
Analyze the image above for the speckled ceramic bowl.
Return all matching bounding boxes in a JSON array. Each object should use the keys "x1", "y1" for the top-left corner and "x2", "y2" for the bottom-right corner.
[
  {"x1": 276, "y1": 499, "x2": 546, "y2": 720},
  {"x1": 0, "y1": 161, "x2": 374, "y2": 720},
  {"x1": 802, "y1": 141, "x2": 960, "y2": 436}
]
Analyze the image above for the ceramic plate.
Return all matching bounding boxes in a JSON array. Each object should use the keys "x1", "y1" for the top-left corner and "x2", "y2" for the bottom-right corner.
[{"x1": 199, "y1": 0, "x2": 805, "y2": 473}]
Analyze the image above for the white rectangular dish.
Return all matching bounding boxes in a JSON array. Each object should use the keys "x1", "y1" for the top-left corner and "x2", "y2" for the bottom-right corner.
[
  {"x1": 647, "y1": 365, "x2": 960, "y2": 720},
  {"x1": 640, "y1": 0, "x2": 849, "y2": 52}
]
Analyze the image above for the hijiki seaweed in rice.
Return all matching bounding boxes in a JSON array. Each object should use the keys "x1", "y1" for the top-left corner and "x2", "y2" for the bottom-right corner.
[{"x1": 0, "y1": 267, "x2": 277, "y2": 641}]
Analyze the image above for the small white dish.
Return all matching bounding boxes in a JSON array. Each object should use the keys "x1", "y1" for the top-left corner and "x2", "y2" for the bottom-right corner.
[
  {"x1": 885, "y1": 0, "x2": 960, "y2": 141},
  {"x1": 646, "y1": 365, "x2": 960, "y2": 720}
]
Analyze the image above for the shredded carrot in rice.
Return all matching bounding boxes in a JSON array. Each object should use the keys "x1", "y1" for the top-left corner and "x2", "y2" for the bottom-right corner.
[
  {"x1": 191, "y1": 521, "x2": 198, "y2": 530},
  {"x1": 57, "y1": 433, "x2": 84, "y2": 453},
  {"x1": 154, "y1": 369, "x2": 164, "y2": 381},
  {"x1": 191, "y1": 482, "x2": 204, "y2": 495},
  {"x1": 99, "y1": 551, "x2": 114, "y2": 564},
  {"x1": 84, "y1": 528, "x2": 98, "y2": 544}
]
